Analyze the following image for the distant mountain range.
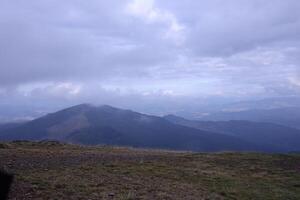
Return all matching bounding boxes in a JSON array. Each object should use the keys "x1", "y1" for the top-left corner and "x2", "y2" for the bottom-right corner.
[
  {"x1": 198, "y1": 107, "x2": 300, "y2": 129},
  {"x1": 0, "y1": 104, "x2": 300, "y2": 152},
  {"x1": 164, "y1": 115, "x2": 300, "y2": 152}
]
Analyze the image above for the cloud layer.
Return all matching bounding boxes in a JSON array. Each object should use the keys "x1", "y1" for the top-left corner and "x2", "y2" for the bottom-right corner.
[{"x1": 0, "y1": 0, "x2": 300, "y2": 116}]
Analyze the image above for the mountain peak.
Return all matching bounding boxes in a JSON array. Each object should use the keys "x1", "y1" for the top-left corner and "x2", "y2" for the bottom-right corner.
[
  {"x1": 163, "y1": 114, "x2": 186, "y2": 122},
  {"x1": 72, "y1": 103, "x2": 94, "y2": 109},
  {"x1": 56, "y1": 103, "x2": 95, "y2": 114},
  {"x1": 98, "y1": 104, "x2": 119, "y2": 110},
  {"x1": 64, "y1": 104, "x2": 126, "y2": 113}
]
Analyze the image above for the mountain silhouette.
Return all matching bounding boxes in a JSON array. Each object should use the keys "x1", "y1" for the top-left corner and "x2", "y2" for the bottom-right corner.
[{"x1": 0, "y1": 104, "x2": 269, "y2": 152}]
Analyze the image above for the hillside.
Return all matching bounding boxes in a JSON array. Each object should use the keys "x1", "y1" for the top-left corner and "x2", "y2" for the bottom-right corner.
[
  {"x1": 164, "y1": 115, "x2": 300, "y2": 152},
  {"x1": 0, "y1": 104, "x2": 266, "y2": 152},
  {"x1": 0, "y1": 122, "x2": 24, "y2": 132},
  {"x1": 1, "y1": 141, "x2": 300, "y2": 200}
]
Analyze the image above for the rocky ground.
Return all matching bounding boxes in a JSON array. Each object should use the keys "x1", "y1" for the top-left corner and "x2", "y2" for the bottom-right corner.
[{"x1": 0, "y1": 141, "x2": 300, "y2": 200}]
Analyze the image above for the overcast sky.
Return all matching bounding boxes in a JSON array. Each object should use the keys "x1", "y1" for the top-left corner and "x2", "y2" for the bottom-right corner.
[{"x1": 0, "y1": 0, "x2": 300, "y2": 117}]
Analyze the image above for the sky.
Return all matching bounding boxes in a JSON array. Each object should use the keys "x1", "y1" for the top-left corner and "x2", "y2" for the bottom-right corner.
[{"x1": 0, "y1": 0, "x2": 300, "y2": 119}]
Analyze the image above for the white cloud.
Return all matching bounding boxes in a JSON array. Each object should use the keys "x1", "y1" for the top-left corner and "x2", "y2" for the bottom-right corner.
[
  {"x1": 289, "y1": 77, "x2": 300, "y2": 87},
  {"x1": 126, "y1": 0, "x2": 185, "y2": 44}
]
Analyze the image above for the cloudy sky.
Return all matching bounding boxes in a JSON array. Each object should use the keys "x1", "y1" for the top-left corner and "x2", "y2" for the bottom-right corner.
[{"x1": 0, "y1": 0, "x2": 300, "y2": 117}]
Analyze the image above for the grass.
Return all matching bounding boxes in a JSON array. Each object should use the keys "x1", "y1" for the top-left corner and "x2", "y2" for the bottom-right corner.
[{"x1": 0, "y1": 141, "x2": 299, "y2": 199}]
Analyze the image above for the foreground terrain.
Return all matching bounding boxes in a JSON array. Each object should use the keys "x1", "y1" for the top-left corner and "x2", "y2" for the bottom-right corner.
[{"x1": 0, "y1": 141, "x2": 300, "y2": 200}]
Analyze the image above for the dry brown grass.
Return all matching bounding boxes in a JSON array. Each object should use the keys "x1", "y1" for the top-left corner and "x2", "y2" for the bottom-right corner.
[{"x1": 0, "y1": 141, "x2": 299, "y2": 200}]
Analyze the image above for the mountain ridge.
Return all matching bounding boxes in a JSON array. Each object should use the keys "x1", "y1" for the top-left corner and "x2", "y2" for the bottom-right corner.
[
  {"x1": 0, "y1": 104, "x2": 270, "y2": 152},
  {"x1": 164, "y1": 114, "x2": 300, "y2": 152}
]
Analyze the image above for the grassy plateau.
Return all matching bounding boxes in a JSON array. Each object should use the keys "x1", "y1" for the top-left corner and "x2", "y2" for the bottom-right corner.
[{"x1": 0, "y1": 141, "x2": 300, "y2": 200}]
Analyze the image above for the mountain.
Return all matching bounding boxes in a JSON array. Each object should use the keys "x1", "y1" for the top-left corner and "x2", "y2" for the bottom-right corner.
[
  {"x1": 197, "y1": 107, "x2": 300, "y2": 129},
  {"x1": 164, "y1": 115, "x2": 300, "y2": 152},
  {"x1": 0, "y1": 104, "x2": 269, "y2": 152}
]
